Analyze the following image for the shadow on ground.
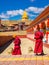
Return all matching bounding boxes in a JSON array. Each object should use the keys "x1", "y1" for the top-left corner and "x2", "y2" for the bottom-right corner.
[{"x1": 0, "y1": 38, "x2": 14, "y2": 54}]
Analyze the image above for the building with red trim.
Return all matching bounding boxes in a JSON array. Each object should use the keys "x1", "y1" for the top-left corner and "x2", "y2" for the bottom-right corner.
[{"x1": 26, "y1": 6, "x2": 49, "y2": 45}]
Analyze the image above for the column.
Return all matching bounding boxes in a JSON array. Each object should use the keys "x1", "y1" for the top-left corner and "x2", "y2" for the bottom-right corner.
[
  {"x1": 46, "y1": 18, "x2": 49, "y2": 44},
  {"x1": 36, "y1": 24, "x2": 40, "y2": 30},
  {"x1": 39, "y1": 22, "x2": 46, "y2": 34}
]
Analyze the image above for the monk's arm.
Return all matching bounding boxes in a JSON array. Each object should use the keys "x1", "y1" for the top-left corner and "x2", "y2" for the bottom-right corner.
[{"x1": 34, "y1": 35, "x2": 40, "y2": 39}]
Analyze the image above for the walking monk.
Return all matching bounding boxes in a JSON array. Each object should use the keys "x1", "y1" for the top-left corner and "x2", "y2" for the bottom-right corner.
[
  {"x1": 34, "y1": 28, "x2": 44, "y2": 55},
  {"x1": 12, "y1": 35, "x2": 21, "y2": 55}
]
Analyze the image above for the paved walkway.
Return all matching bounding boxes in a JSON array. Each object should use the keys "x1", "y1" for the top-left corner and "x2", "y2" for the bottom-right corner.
[
  {"x1": 0, "y1": 38, "x2": 34, "y2": 55},
  {"x1": 0, "y1": 38, "x2": 49, "y2": 65},
  {"x1": 1, "y1": 38, "x2": 49, "y2": 55},
  {"x1": 0, "y1": 55, "x2": 49, "y2": 65}
]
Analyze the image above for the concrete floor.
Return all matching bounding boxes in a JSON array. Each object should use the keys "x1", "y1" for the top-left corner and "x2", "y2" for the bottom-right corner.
[
  {"x1": 0, "y1": 38, "x2": 49, "y2": 65},
  {"x1": 0, "y1": 38, "x2": 49, "y2": 55}
]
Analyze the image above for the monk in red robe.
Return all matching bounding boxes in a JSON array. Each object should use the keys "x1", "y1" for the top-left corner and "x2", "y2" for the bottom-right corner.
[
  {"x1": 12, "y1": 36, "x2": 21, "y2": 55},
  {"x1": 34, "y1": 28, "x2": 44, "y2": 55}
]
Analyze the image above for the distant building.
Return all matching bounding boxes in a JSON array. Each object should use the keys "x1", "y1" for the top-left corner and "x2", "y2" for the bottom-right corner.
[{"x1": 1, "y1": 11, "x2": 32, "y2": 31}]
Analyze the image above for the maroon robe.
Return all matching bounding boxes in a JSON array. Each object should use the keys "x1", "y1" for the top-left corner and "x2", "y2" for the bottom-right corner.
[
  {"x1": 12, "y1": 36, "x2": 21, "y2": 55},
  {"x1": 34, "y1": 31, "x2": 43, "y2": 54}
]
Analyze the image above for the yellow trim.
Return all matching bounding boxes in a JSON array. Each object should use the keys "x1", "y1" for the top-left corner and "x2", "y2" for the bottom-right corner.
[{"x1": 0, "y1": 57, "x2": 49, "y2": 61}]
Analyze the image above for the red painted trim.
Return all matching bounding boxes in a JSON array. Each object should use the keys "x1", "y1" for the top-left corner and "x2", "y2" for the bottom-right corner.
[{"x1": 46, "y1": 32, "x2": 49, "y2": 34}]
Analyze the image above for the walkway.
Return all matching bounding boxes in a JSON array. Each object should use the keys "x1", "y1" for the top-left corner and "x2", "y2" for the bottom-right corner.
[
  {"x1": 0, "y1": 38, "x2": 49, "y2": 65},
  {"x1": 0, "y1": 55, "x2": 49, "y2": 65}
]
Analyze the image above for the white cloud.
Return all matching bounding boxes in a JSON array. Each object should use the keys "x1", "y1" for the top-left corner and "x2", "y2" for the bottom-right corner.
[
  {"x1": 2, "y1": 18, "x2": 9, "y2": 21},
  {"x1": 7, "y1": 9, "x2": 24, "y2": 17},
  {"x1": 0, "y1": 13, "x2": 9, "y2": 18},
  {"x1": 18, "y1": 9, "x2": 24, "y2": 15},
  {"x1": 7, "y1": 10, "x2": 19, "y2": 16},
  {"x1": 28, "y1": 13, "x2": 37, "y2": 17},
  {"x1": 0, "y1": 9, "x2": 24, "y2": 20},
  {"x1": 26, "y1": 7, "x2": 44, "y2": 13},
  {"x1": 0, "y1": 5, "x2": 48, "y2": 20},
  {"x1": 44, "y1": 4, "x2": 49, "y2": 8}
]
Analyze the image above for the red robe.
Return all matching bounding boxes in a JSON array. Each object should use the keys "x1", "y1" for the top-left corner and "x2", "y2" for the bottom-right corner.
[
  {"x1": 34, "y1": 31, "x2": 43, "y2": 54},
  {"x1": 12, "y1": 37, "x2": 21, "y2": 55}
]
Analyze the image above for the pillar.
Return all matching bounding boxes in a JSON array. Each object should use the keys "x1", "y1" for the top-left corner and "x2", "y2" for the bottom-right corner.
[
  {"x1": 46, "y1": 18, "x2": 49, "y2": 44},
  {"x1": 36, "y1": 24, "x2": 40, "y2": 30},
  {"x1": 39, "y1": 22, "x2": 46, "y2": 34}
]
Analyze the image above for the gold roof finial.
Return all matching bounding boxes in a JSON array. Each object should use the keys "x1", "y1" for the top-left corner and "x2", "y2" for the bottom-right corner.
[{"x1": 22, "y1": 11, "x2": 28, "y2": 19}]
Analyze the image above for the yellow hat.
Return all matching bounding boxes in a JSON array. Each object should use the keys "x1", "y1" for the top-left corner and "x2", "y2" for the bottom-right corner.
[{"x1": 13, "y1": 35, "x2": 16, "y2": 38}]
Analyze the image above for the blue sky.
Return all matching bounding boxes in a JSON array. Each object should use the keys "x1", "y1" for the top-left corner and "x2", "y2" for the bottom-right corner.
[{"x1": 0, "y1": 0, "x2": 49, "y2": 20}]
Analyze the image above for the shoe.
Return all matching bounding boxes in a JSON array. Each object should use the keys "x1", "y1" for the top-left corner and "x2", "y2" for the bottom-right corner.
[
  {"x1": 35, "y1": 54, "x2": 38, "y2": 56},
  {"x1": 39, "y1": 53, "x2": 45, "y2": 55}
]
